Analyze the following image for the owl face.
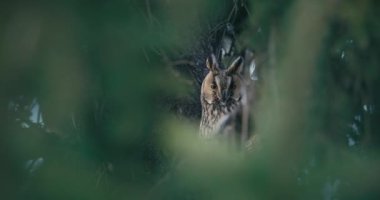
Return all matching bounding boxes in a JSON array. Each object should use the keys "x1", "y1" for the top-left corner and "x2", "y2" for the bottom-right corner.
[{"x1": 201, "y1": 54, "x2": 244, "y2": 106}]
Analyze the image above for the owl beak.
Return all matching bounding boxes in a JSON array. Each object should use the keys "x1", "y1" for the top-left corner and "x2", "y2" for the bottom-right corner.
[{"x1": 221, "y1": 91, "x2": 228, "y2": 103}]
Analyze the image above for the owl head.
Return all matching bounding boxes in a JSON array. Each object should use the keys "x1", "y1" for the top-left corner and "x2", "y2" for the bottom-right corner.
[{"x1": 201, "y1": 54, "x2": 244, "y2": 106}]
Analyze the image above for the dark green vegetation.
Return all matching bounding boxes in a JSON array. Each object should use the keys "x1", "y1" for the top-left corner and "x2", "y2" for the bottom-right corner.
[{"x1": 1, "y1": 0, "x2": 380, "y2": 199}]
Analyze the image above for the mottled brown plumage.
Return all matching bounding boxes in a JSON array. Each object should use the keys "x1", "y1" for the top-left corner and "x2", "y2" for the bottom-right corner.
[{"x1": 199, "y1": 54, "x2": 247, "y2": 139}]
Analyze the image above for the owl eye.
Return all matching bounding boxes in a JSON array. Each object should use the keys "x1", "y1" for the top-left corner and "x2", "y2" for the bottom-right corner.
[{"x1": 211, "y1": 83, "x2": 217, "y2": 89}]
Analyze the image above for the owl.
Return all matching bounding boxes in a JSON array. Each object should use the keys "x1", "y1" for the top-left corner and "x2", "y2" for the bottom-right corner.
[{"x1": 199, "y1": 53, "x2": 247, "y2": 141}]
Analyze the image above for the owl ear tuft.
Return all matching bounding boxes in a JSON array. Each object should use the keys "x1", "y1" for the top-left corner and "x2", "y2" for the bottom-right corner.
[
  {"x1": 206, "y1": 54, "x2": 220, "y2": 75},
  {"x1": 227, "y1": 56, "x2": 244, "y2": 75}
]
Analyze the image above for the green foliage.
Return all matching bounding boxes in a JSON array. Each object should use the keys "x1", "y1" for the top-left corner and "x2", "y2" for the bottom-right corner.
[{"x1": 1, "y1": 0, "x2": 380, "y2": 199}]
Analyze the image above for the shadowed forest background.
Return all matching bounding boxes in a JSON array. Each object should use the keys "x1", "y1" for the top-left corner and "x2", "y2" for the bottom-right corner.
[{"x1": 1, "y1": 0, "x2": 380, "y2": 199}]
